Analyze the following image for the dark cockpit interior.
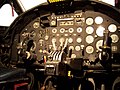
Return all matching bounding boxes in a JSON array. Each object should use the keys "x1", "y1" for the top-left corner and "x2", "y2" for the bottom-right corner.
[{"x1": 0, "y1": 0, "x2": 120, "y2": 90}]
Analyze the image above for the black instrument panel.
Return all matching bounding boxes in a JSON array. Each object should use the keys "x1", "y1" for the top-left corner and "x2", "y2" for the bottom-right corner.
[{"x1": 19, "y1": 10, "x2": 120, "y2": 62}]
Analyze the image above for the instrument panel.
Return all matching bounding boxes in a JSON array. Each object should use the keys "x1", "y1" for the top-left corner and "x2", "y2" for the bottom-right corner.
[{"x1": 19, "y1": 10, "x2": 120, "y2": 62}]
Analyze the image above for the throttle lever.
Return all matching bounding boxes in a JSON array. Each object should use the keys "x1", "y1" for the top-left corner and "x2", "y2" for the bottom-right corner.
[{"x1": 99, "y1": 30, "x2": 112, "y2": 70}]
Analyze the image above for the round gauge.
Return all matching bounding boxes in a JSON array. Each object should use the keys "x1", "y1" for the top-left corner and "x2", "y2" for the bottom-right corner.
[
  {"x1": 77, "y1": 27, "x2": 82, "y2": 33},
  {"x1": 33, "y1": 22, "x2": 39, "y2": 28},
  {"x1": 60, "y1": 28, "x2": 65, "y2": 33},
  {"x1": 86, "y1": 26, "x2": 94, "y2": 34},
  {"x1": 69, "y1": 28, "x2": 74, "y2": 33},
  {"x1": 112, "y1": 46, "x2": 117, "y2": 51},
  {"x1": 86, "y1": 46, "x2": 94, "y2": 54},
  {"x1": 71, "y1": 54, "x2": 76, "y2": 58},
  {"x1": 30, "y1": 30, "x2": 36, "y2": 38},
  {"x1": 52, "y1": 28, "x2": 57, "y2": 33},
  {"x1": 96, "y1": 26, "x2": 105, "y2": 37},
  {"x1": 76, "y1": 37, "x2": 82, "y2": 43},
  {"x1": 86, "y1": 35, "x2": 94, "y2": 44},
  {"x1": 95, "y1": 16, "x2": 103, "y2": 24},
  {"x1": 59, "y1": 37, "x2": 65, "y2": 43},
  {"x1": 69, "y1": 46, "x2": 74, "y2": 50},
  {"x1": 52, "y1": 38, "x2": 57, "y2": 43},
  {"x1": 86, "y1": 17, "x2": 94, "y2": 25},
  {"x1": 108, "y1": 24, "x2": 117, "y2": 32},
  {"x1": 111, "y1": 34, "x2": 119, "y2": 43},
  {"x1": 96, "y1": 40, "x2": 103, "y2": 51},
  {"x1": 75, "y1": 46, "x2": 81, "y2": 51},
  {"x1": 68, "y1": 38, "x2": 73, "y2": 43}
]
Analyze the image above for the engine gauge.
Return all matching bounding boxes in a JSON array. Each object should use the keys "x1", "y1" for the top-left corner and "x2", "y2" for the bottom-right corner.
[
  {"x1": 60, "y1": 28, "x2": 65, "y2": 33},
  {"x1": 86, "y1": 26, "x2": 94, "y2": 34},
  {"x1": 108, "y1": 24, "x2": 117, "y2": 32},
  {"x1": 95, "y1": 16, "x2": 103, "y2": 24},
  {"x1": 75, "y1": 46, "x2": 81, "y2": 51},
  {"x1": 52, "y1": 28, "x2": 57, "y2": 33},
  {"x1": 110, "y1": 34, "x2": 119, "y2": 43},
  {"x1": 77, "y1": 27, "x2": 82, "y2": 33},
  {"x1": 86, "y1": 35, "x2": 94, "y2": 44},
  {"x1": 96, "y1": 40, "x2": 103, "y2": 51},
  {"x1": 86, "y1": 46, "x2": 94, "y2": 54},
  {"x1": 86, "y1": 17, "x2": 94, "y2": 25},
  {"x1": 96, "y1": 26, "x2": 105, "y2": 37},
  {"x1": 69, "y1": 28, "x2": 74, "y2": 33},
  {"x1": 68, "y1": 38, "x2": 73, "y2": 43},
  {"x1": 33, "y1": 22, "x2": 40, "y2": 28},
  {"x1": 76, "y1": 37, "x2": 82, "y2": 43}
]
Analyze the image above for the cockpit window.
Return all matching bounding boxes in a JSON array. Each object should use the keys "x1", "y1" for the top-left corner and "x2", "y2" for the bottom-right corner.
[
  {"x1": 0, "y1": 4, "x2": 18, "y2": 26},
  {"x1": 17, "y1": 0, "x2": 47, "y2": 12}
]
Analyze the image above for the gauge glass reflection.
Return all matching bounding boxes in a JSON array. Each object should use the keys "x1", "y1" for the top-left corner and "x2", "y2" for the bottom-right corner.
[
  {"x1": 86, "y1": 46, "x2": 94, "y2": 54},
  {"x1": 96, "y1": 26, "x2": 105, "y2": 37},
  {"x1": 86, "y1": 26, "x2": 94, "y2": 34},
  {"x1": 86, "y1": 35, "x2": 94, "y2": 44},
  {"x1": 108, "y1": 24, "x2": 117, "y2": 32},
  {"x1": 77, "y1": 27, "x2": 82, "y2": 33},
  {"x1": 96, "y1": 40, "x2": 103, "y2": 51},
  {"x1": 86, "y1": 17, "x2": 94, "y2": 25},
  {"x1": 95, "y1": 16, "x2": 103, "y2": 24}
]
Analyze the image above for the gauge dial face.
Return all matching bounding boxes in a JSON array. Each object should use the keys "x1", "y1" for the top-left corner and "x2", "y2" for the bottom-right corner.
[
  {"x1": 111, "y1": 34, "x2": 119, "y2": 43},
  {"x1": 33, "y1": 22, "x2": 40, "y2": 28},
  {"x1": 68, "y1": 38, "x2": 73, "y2": 43},
  {"x1": 77, "y1": 27, "x2": 82, "y2": 33},
  {"x1": 69, "y1": 28, "x2": 74, "y2": 33},
  {"x1": 86, "y1": 46, "x2": 94, "y2": 54},
  {"x1": 96, "y1": 40, "x2": 103, "y2": 51},
  {"x1": 108, "y1": 24, "x2": 117, "y2": 32},
  {"x1": 86, "y1": 35, "x2": 94, "y2": 44},
  {"x1": 59, "y1": 37, "x2": 65, "y2": 43},
  {"x1": 95, "y1": 16, "x2": 103, "y2": 24},
  {"x1": 75, "y1": 46, "x2": 81, "y2": 51},
  {"x1": 86, "y1": 17, "x2": 94, "y2": 25},
  {"x1": 96, "y1": 26, "x2": 105, "y2": 37},
  {"x1": 76, "y1": 37, "x2": 82, "y2": 43},
  {"x1": 52, "y1": 28, "x2": 57, "y2": 33},
  {"x1": 86, "y1": 26, "x2": 94, "y2": 34},
  {"x1": 60, "y1": 28, "x2": 65, "y2": 33}
]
